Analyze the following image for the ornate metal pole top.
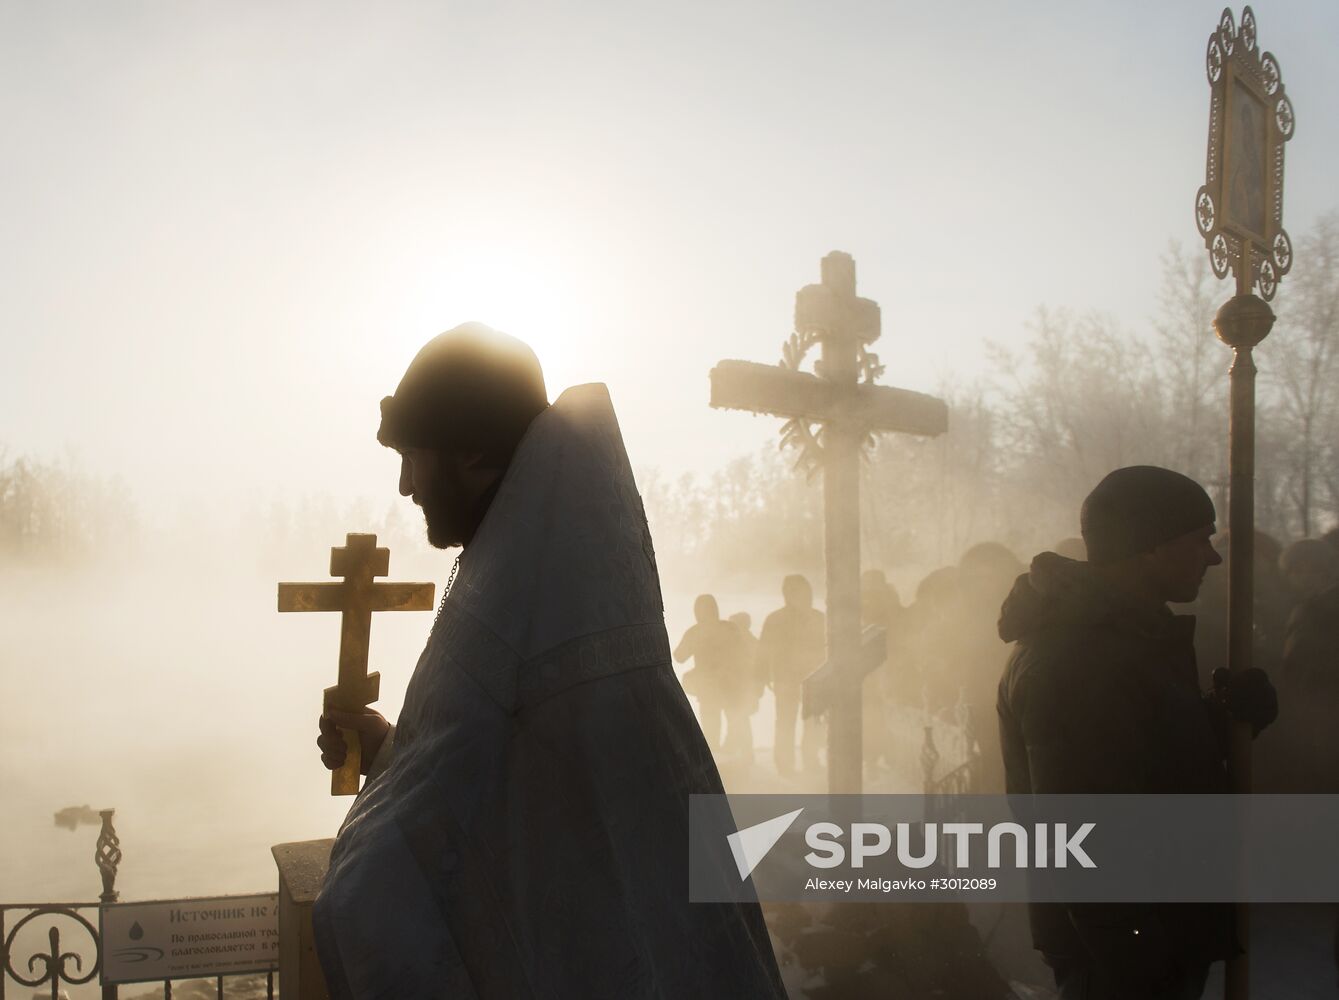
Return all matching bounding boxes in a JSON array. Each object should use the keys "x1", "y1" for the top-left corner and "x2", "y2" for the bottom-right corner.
[
  {"x1": 1195, "y1": 6, "x2": 1295, "y2": 302},
  {"x1": 95, "y1": 808, "x2": 121, "y2": 904}
]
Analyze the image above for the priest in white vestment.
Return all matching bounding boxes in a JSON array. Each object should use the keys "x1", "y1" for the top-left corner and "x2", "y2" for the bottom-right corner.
[{"x1": 312, "y1": 324, "x2": 785, "y2": 999}]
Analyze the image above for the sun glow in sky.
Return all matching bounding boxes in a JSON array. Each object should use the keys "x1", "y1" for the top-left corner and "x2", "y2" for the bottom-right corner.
[
  {"x1": 395, "y1": 243, "x2": 589, "y2": 395},
  {"x1": 2, "y1": 0, "x2": 1337, "y2": 521}
]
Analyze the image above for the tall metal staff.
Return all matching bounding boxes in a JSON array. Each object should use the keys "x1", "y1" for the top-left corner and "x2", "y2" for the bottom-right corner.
[{"x1": 1193, "y1": 8, "x2": 1295, "y2": 998}]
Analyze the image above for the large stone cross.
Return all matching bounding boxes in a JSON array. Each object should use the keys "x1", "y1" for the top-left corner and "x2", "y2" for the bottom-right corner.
[
  {"x1": 711, "y1": 252, "x2": 948, "y2": 794},
  {"x1": 278, "y1": 533, "x2": 435, "y2": 795}
]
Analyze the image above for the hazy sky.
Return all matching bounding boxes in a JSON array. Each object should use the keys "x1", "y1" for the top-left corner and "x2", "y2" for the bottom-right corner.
[{"x1": 3, "y1": 0, "x2": 1336, "y2": 521}]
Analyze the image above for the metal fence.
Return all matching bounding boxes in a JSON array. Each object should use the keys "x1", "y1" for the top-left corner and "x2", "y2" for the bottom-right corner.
[
  {"x1": 922, "y1": 701, "x2": 984, "y2": 875},
  {"x1": 921, "y1": 694, "x2": 984, "y2": 799},
  {"x1": 1, "y1": 811, "x2": 276, "y2": 1000}
]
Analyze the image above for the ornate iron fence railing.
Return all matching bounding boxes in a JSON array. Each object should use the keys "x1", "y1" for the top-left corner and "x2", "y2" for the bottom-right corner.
[{"x1": 1, "y1": 811, "x2": 276, "y2": 1000}]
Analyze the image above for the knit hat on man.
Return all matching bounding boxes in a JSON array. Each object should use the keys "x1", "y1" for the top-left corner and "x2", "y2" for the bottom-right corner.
[
  {"x1": 377, "y1": 322, "x2": 548, "y2": 467},
  {"x1": 1080, "y1": 466, "x2": 1216, "y2": 566}
]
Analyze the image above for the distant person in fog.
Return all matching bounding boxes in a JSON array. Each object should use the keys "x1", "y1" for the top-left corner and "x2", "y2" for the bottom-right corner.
[
  {"x1": 727, "y1": 611, "x2": 763, "y2": 766},
  {"x1": 1277, "y1": 539, "x2": 1339, "y2": 792},
  {"x1": 674, "y1": 594, "x2": 745, "y2": 756},
  {"x1": 759, "y1": 574, "x2": 826, "y2": 777}
]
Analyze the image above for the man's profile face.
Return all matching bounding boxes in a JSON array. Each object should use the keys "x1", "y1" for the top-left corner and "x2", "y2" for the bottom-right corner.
[
  {"x1": 1147, "y1": 524, "x2": 1223, "y2": 604},
  {"x1": 398, "y1": 448, "x2": 474, "y2": 550}
]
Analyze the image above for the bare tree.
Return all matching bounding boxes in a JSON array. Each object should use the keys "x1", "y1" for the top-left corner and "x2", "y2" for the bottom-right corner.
[
  {"x1": 1260, "y1": 211, "x2": 1339, "y2": 537},
  {"x1": 987, "y1": 308, "x2": 1172, "y2": 527},
  {"x1": 1151, "y1": 242, "x2": 1229, "y2": 495}
]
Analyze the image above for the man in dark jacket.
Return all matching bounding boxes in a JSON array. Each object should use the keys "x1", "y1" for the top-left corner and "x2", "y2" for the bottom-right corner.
[{"x1": 997, "y1": 466, "x2": 1277, "y2": 999}]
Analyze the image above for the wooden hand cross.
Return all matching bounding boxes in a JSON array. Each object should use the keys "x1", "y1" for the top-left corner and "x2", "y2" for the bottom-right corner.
[{"x1": 278, "y1": 533, "x2": 434, "y2": 795}]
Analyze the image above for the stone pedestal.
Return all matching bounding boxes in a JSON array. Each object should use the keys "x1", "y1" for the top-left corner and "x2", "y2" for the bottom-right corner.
[{"x1": 272, "y1": 839, "x2": 334, "y2": 1000}]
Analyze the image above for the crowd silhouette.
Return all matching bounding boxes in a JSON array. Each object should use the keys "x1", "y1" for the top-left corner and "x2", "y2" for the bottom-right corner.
[{"x1": 673, "y1": 528, "x2": 1339, "y2": 797}]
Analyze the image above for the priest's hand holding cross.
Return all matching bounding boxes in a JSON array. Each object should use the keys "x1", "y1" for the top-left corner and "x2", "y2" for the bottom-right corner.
[{"x1": 317, "y1": 708, "x2": 391, "y2": 776}]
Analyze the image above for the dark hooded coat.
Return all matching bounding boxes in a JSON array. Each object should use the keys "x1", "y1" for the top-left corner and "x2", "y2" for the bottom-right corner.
[{"x1": 996, "y1": 553, "x2": 1236, "y2": 984}]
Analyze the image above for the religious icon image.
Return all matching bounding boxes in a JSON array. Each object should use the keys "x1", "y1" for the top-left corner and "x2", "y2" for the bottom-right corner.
[
  {"x1": 1224, "y1": 80, "x2": 1267, "y2": 239},
  {"x1": 1194, "y1": 5, "x2": 1295, "y2": 299}
]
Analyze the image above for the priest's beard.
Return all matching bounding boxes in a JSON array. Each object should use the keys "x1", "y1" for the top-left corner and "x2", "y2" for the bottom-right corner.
[{"x1": 420, "y1": 459, "x2": 473, "y2": 550}]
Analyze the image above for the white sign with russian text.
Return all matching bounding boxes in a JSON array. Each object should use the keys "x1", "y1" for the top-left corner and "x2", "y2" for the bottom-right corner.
[{"x1": 100, "y1": 893, "x2": 279, "y2": 984}]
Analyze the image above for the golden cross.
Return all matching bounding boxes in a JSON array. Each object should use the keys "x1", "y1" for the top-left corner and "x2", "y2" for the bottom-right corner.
[{"x1": 278, "y1": 533, "x2": 434, "y2": 796}]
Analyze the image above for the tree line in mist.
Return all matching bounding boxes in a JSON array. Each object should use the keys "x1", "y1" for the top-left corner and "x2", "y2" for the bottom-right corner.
[
  {"x1": 4, "y1": 214, "x2": 1336, "y2": 583},
  {"x1": 0, "y1": 451, "x2": 137, "y2": 565}
]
